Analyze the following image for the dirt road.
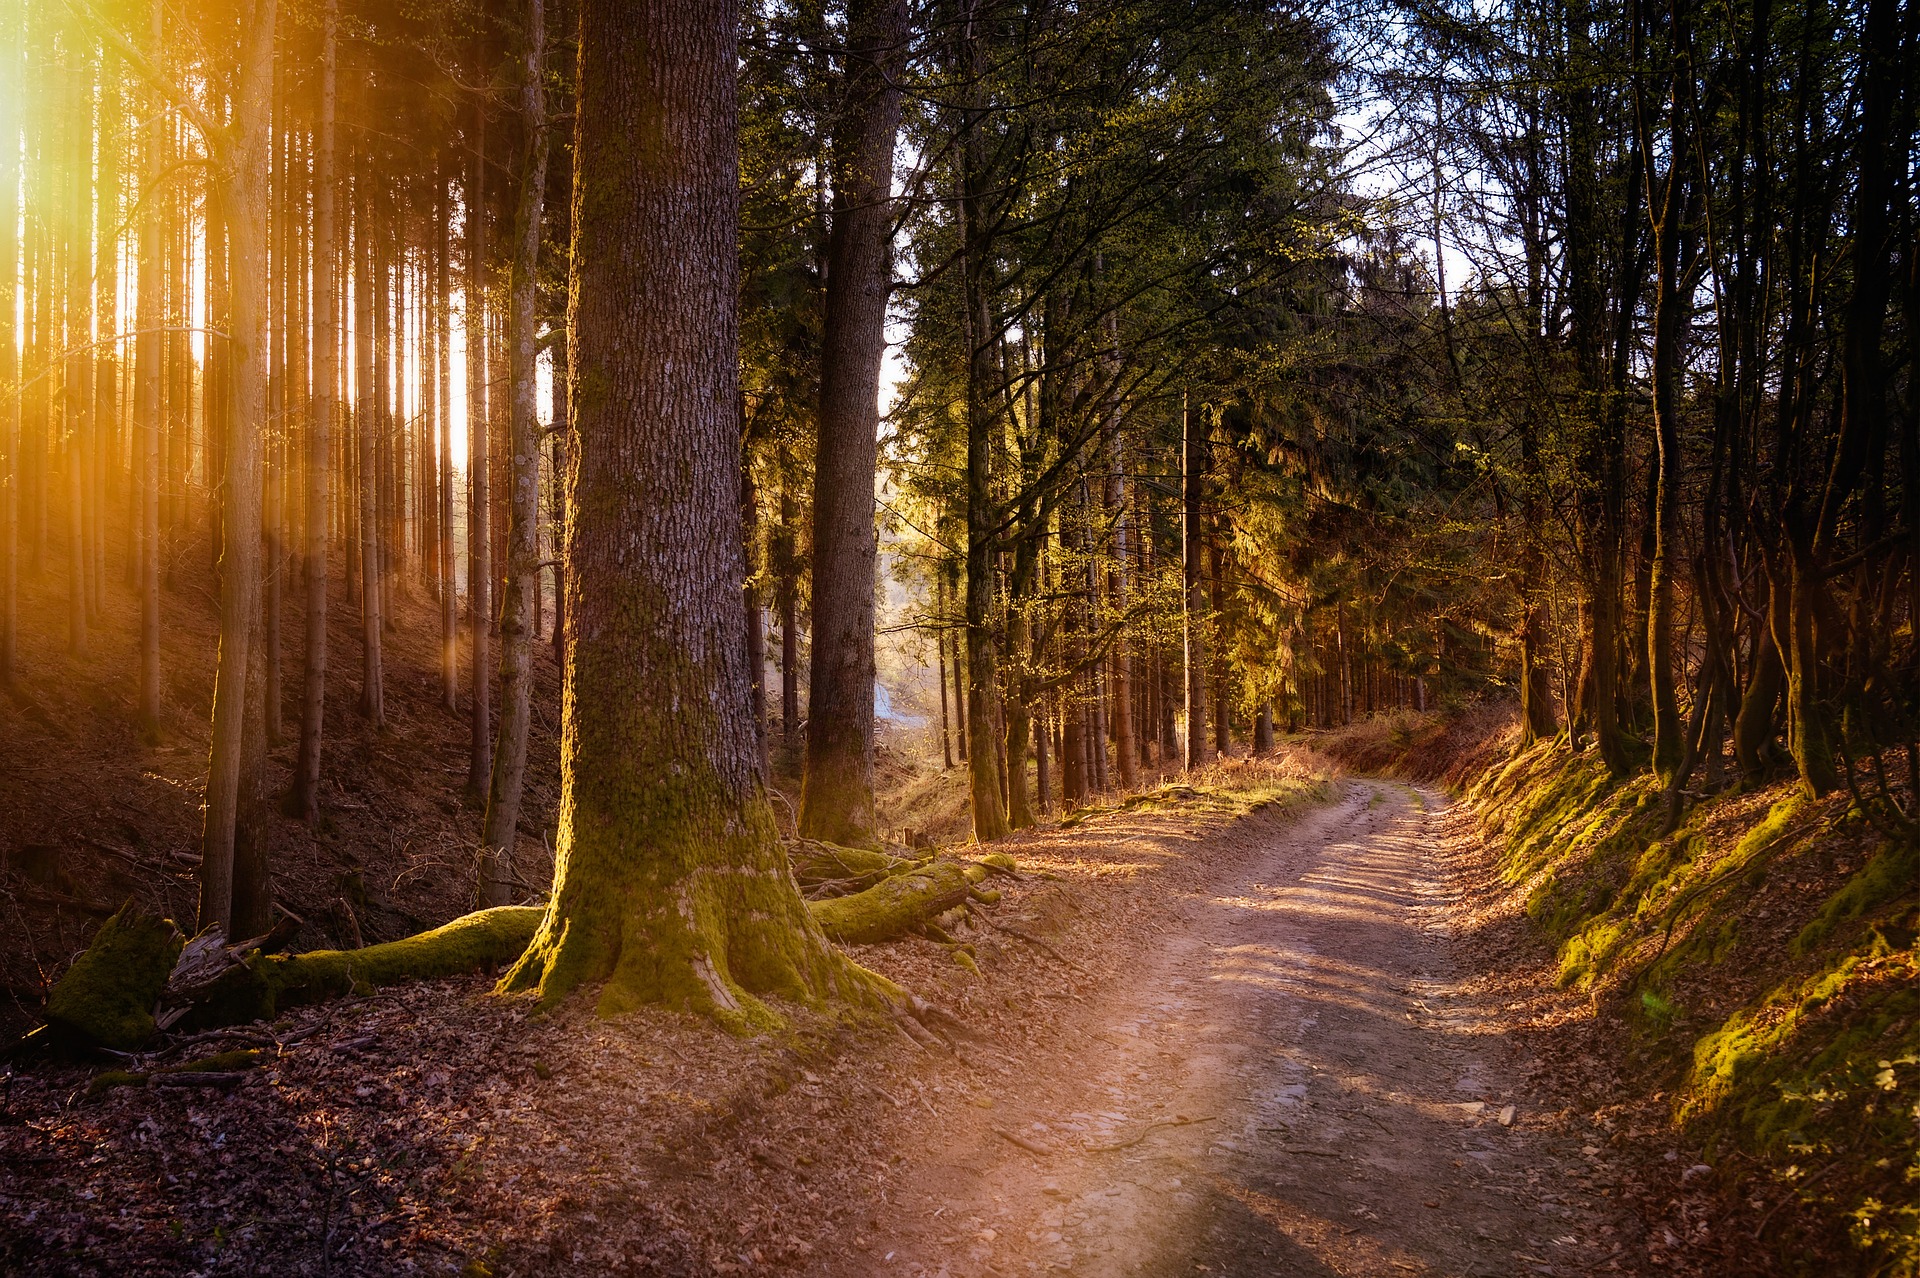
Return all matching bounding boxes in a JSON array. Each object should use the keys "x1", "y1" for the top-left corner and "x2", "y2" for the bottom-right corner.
[{"x1": 851, "y1": 780, "x2": 1643, "y2": 1278}]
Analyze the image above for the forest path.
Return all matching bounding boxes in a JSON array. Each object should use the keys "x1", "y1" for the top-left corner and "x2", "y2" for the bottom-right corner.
[{"x1": 853, "y1": 780, "x2": 1642, "y2": 1278}]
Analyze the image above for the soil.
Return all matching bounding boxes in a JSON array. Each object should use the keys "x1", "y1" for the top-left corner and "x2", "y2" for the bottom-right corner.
[{"x1": 0, "y1": 767, "x2": 1687, "y2": 1277}]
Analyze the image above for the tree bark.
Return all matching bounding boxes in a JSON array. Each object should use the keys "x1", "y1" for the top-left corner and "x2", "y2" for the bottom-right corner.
[
  {"x1": 292, "y1": 2, "x2": 336, "y2": 821},
  {"x1": 134, "y1": 0, "x2": 165, "y2": 734},
  {"x1": 0, "y1": 7, "x2": 19, "y2": 683},
  {"x1": 798, "y1": 0, "x2": 908, "y2": 846},
  {"x1": 465, "y1": 100, "x2": 493, "y2": 797},
  {"x1": 200, "y1": 0, "x2": 278, "y2": 935},
  {"x1": 480, "y1": 0, "x2": 549, "y2": 906},
  {"x1": 353, "y1": 160, "x2": 384, "y2": 725},
  {"x1": 438, "y1": 167, "x2": 459, "y2": 710},
  {"x1": 500, "y1": 0, "x2": 877, "y2": 1023},
  {"x1": 959, "y1": 0, "x2": 1007, "y2": 841},
  {"x1": 1182, "y1": 394, "x2": 1208, "y2": 769}
]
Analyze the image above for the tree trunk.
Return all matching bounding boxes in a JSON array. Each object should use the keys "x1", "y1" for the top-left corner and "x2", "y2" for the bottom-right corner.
[
  {"x1": 65, "y1": 25, "x2": 93, "y2": 657},
  {"x1": 1643, "y1": 85, "x2": 1689, "y2": 784},
  {"x1": 776, "y1": 472, "x2": 799, "y2": 745},
  {"x1": 200, "y1": 0, "x2": 278, "y2": 936},
  {"x1": 1182, "y1": 394, "x2": 1208, "y2": 769},
  {"x1": 438, "y1": 168, "x2": 459, "y2": 710},
  {"x1": 353, "y1": 162, "x2": 384, "y2": 724},
  {"x1": 479, "y1": 0, "x2": 549, "y2": 906},
  {"x1": 465, "y1": 101, "x2": 493, "y2": 797},
  {"x1": 500, "y1": 0, "x2": 874, "y2": 1025},
  {"x1": 959, "y1": 3, "x2": 1007, "y2": 841},
  {"x1": 0, "y1": 7, "x2": 19, "y2": 683},
  {"x1": 134, "y1": 0, "x2": 164, "y2": 733},
  {"x1": 798, "y1": 0, "x2": 907, "y2": 847},
  {"x1": 292, "y1": 2, "x2": 336, "y2": 821},
  {"x1": 1106, "y1": 434, "x2": 1136, "y2": 789}
]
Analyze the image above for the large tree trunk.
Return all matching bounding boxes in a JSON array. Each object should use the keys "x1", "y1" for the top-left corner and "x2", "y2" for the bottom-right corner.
[
  {"x1": 1181, "y1": 394, "x2": 1209, "y2": 769},
  {"x1": 200, "y1": 0, "x2": 278, "y2": 935},
  {"x1": 798, "y1": 0, "x2": 908, "y2": 847},
  {"x1": 480, "y1": 0, "x2": 549, "y2": 907},
  {"x1": 499, "y1": 0, "x2": 875, "y2": 1024},
  {"x1": 959, "y1": 2, "x2": 1007, "y2": 842},
  {"x1": 292, "y1": 0, "x2": 336, "y2": 821}
]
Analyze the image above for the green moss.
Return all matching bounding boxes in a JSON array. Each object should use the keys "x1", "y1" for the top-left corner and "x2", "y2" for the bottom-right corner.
[
  {"x1": 809, "y1": 860, "x2": 990, "y2": 945},
  {"x1": 1795, "y1": 841, "x2": 1917, "y2": 956},
  {"x1": 1466, "y1": 734, "x2": 1920, "y2": 1269},
  {"x1": 87, "y1": 1069, "x2": 148, "y2": 1095},
  {"x1": 45, "y1": 902, "x2": 184, "y2": 1050}
]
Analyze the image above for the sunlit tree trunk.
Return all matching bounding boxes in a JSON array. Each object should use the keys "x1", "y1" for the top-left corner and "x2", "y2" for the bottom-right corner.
[
  {"x1": 465, "y1": 100, "x2": 493, "y2": 797},
  {"x1": 134, "y1": 0, "x2": 164, "y2": 733},
  {"x1": 480, "y1": 0, "x2": 549, "y2": 907},
  {"x1": 437, "y1": 167, "x2": 458, "y2": 711},
  {"x1": 200, "y1": 0, "x2": 279, "y2": 936},
  {"x1": 0, "y1": 5, "x2": 19, "y2": 684},
  {"x1": 292, "y1": 0, "x2": 336, "y2": 822}
]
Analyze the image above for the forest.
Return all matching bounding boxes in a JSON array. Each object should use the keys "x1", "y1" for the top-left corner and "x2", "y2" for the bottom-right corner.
[{"x1": 0, "y1": 0, "x2": 1915, "y2": 1271}]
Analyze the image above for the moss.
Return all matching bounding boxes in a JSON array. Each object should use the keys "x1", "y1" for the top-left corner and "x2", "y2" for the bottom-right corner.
[
  {"x1": 1795, "y1": 840, "x2": 1917, "y2": 956},
  {"x1": 177, "y1": 906, "x2": 546, "y2": 1029},
  {"x1": 1467, "y1": 735, "x2": 1920, "y2": 1269},
  {"x1": 788, "y1": 840, "x2": 921, "y2": 891},
  {"x1": 45, "y1": 902, "x2": 184, "y2": 1050},
  {"x1": 87, "y1": 1069, "x2": 148, "y2": 1095},
  {"x1": 809, "y1": 860, "x2": 991, "y2": 945}
]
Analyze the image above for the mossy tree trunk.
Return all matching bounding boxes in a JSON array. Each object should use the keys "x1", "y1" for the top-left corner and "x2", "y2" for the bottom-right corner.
[{"x1": 500, "y1": 0, "x2": 877, "y2": 1026}]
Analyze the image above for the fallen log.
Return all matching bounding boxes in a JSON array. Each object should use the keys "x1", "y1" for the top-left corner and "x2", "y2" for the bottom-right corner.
[
  {"x1": 788, "y1": 839, "x2": 922, "y2": 893},
  {"x1": 39, "y1": 851, "x2": 1027, "y2": 1049},
  {"x1": 162, "y1": 905, "x2": 545, "y2": 1030},
  {"x1": 809, "y1": 859, "x2": 995, "y2": 945}
]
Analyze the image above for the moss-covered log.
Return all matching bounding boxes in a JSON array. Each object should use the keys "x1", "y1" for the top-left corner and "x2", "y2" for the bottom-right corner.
[
  {"x1": 48, "y1": 850, "x2": 1020, "y2": 1044},
  {"x1": 808, "y1": 859, "x2": 994, "y2": 945},
  {"x1": 177, "y1": 905, "x2": 544, "y2": 1028},
  {"x1": 45, "y1": 902, "x2": 183, "y2": 1050},
  {"x1": 788, "y1": 839, "x2": 924, "y2": 893}
]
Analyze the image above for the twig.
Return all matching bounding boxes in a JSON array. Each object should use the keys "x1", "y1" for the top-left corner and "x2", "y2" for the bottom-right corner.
[
  {"x1": 1754, "y1": 1161, "x2": 1839, "y2": 1240},
  {"x1": 992, "y1": 1127, "x2": 1054, "y2": 1156},
  {"x1": 1087, "y1": 1114, "x2": 1218, "y2": 1153},
  {"x1": 971, "y1": 911, "x2": 1090, "y2": 975}
]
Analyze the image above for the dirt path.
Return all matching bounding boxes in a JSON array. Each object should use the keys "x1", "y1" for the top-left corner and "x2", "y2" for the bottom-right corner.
[{"x1": 846, "y1": 780, "x2": 1644, "y2": 1278}]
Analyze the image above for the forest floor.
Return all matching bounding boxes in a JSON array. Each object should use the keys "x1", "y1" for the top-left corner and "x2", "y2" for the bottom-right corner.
[{"x1": 1, "y1": 757, "x2": 1740, "y2": 1278}]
